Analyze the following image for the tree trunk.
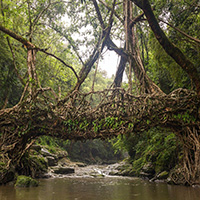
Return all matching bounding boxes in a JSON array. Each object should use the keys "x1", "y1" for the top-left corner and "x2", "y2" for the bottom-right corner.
[
  {"x1": 171, "y1": 126, "x2": 200, "y2": 185},
  {"x1": 130, "y1": 0, "x2": 200, "y2": 95},
  {"x1": 113, "y1": 53, "x2": 127, "y2": 87},
  {"x1": 124, "y1": 0, "x2": 163, "y2": 94}
]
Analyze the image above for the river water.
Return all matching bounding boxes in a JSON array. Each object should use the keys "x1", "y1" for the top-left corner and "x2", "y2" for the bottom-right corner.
[{"x1": 0, "y1": 166, "x2": 200, "y2": 200}]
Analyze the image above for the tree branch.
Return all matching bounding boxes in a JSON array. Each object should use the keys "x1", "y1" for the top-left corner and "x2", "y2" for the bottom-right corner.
[
  {"x1": 91, "y1": 0, "x2": 106, "y2": 29},
  {"x1": 74, "y1": 33, "x2": 107, "y2": 91},
  {"x1": 130, "y1": 12, "x2": 145, "y2": 28},
  {"x1": 98, "y1": 0, "x2": 124, "y2": 24},
  {"x1": 48, "y1": 24, "x2": 85, "y2": 65},
  {"x1": 107, "y1": 0, "x2": 117, "y2": 34},
  {"x1": 0, "y1": 23, "x2": 35, "y2": 49},
  {"x1": 27, "y1": 1, "x2": 68, "y2": 40},
  {"x1": 159, "y1": 18, "x2": 200, "y2": 45},
  {"x1": 0, "y1": 24, "x2": 79, "y2": 82},
  {"x1": 39, "y1": 49, "x2": 79, "y2": 81},
  {"x1": 72, "y1": 0, "x2": 116, "y2": 91},
  {"x1": 91, "y1": 0, "x2": 116, "y2": 91},
  {"x1": 113, "y1": 47, "x2": 127, "y2": 87}
]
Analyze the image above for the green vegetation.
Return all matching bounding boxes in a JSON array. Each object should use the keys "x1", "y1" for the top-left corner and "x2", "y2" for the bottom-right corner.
[
  {"x1": 15, "y1": 175, "x2": 38, "y2": 187},
  {"x1": 36, "y1": 135, "x2": 123, "y2": 164},
  {"x1": 16, "y1": 152, "x2": 48, "y2": 178},
  {"x1": 36, "y1": 136, "x2": 65, "y2": 154},
  {"x1": 113, "y1": 128, "x2": 180, "y2": 176},
  {"x1": 64, "y1": 139, "x2": 123, "y2": 164},
  {"x1": 0, "y1": 161, "x2": 6, "y2": 173}
]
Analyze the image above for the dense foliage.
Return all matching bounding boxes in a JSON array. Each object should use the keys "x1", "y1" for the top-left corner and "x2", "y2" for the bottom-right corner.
[{"x1": 114, "y1": 128, "x2": 180, "y2": 175}]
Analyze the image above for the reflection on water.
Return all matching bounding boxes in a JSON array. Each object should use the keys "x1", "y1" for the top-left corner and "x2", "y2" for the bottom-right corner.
[{"x1": 0, "y1": 176, "x2": 200, "y2": 200}]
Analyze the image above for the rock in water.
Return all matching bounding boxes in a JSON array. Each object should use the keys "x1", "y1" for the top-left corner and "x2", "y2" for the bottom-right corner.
[
  {"x1": 46, "y1": 156, "x2": 58, "y2": 166},
  {"x1": 15, "y1": 175, "x2": 38, "y2": 187},
  {"x1": 53, "y1": 167, "x2": 74, "y2": 174}
]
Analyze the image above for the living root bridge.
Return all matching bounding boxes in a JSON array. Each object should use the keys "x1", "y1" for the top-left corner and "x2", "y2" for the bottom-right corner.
[{"x1": 0, "y1": 88, "x2": 200, "y2": 184}]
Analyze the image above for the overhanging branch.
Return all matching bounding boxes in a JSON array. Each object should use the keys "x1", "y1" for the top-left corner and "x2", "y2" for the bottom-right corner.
[
  {"x1": 39, "y1": 49, "x2": 79, "y2": 81},
  {"x1": 159, "y1": 18, "x2": 200, "y2": 45},
  {"x1": 0, "y1": 24, "x2": 79, "y2": 81}
]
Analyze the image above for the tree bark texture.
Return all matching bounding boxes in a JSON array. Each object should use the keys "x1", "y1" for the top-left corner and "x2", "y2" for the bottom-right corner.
[{"x1": 114, "y1": 54, "x2": 127, "y2": 87}]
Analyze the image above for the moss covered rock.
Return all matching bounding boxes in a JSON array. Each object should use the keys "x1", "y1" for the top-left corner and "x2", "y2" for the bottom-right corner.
[{"x1": 15, "y1": 175, "x2": 38, "y2": 187}]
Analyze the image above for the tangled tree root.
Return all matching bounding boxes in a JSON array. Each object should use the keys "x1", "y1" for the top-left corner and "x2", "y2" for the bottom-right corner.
[{"x1": 0, "y1": 88, "x2": 199, "y2": 184}]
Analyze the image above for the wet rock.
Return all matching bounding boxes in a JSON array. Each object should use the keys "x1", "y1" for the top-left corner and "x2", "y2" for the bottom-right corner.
[
  {"x1": 106, "y1": 161, "x2": 135, "y2": 176},
  {"x1": 46, "y1": 156, "x2": 58, "y2": 167},
  {"x1": 36, "y1": 173, "x2": 52, "y2": 179},
  {"x1": 76, "y1": 162, "x2": 87, "y2": 167},
  {"x1": 109, "y1": 171, "x2": 118, "y2": 176},
  {"x1": 56, "y1": 150, "x2": 68, "y2": 159},
  {"x1": 150, "y1": 171, "x2": 169, "y2": 182},
  {"x1": 53, "y1": 167, "x2": 74, "y2": 174},
  {"x1": 192, "y1": 184, "x2": 200, "y2": 188},
  {"x1": 91, "y1": 173, "x2": 105, "y2": 178},
  {"x1": 41, "y1": 148, "x2": 56, "y2": 158},
  {"x1": 58, "y1": 158, "x2": 69, "y2": 166},
  {"x1": 58, "y1": 158, "x2": 86, "y2": 168},
  {"x1": 166, "y1": 177, "x2": 174, "y2": 185},
  {"x1": 116, "y1": 163, "x2": 132, "y2": 171}
]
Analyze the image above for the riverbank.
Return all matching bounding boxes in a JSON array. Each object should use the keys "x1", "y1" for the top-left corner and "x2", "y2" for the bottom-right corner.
[
  {"x1": 1, "y1": 143, "x2": 198, "y2": 187},
  {"x1": 26, "y1": 143, "x2": 171, "y2": 185},
  {"x1": 28, "y1": 144, "x2": 170, "y2": 183}
]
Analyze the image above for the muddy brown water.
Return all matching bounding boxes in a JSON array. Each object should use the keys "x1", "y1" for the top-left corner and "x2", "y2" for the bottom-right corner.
[{"x1": 0, "y1": 165, "x2": 200, "y2": 200}]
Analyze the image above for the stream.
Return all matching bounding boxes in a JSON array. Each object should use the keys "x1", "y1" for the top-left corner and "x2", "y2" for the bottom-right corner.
[{"x1": 0, "y1": 165, "x2": 200, "y2": 200}]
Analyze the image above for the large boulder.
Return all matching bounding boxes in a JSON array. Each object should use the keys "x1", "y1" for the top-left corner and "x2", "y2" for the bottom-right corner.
[
  {"x1": 41, "y1": 148, "x2": 56, "y2": 158},
  {"x1": 107, "y1": 161, "x2": 136, "y2": 176},
  {"x1": 15, "y1": 175, "x2": 38, "y2": 187},
  {"x1": 56, "y1": 149, "x2": 68, "y2": 159},
  {"x1": 53, "y1": 167, "x2": 74, "y2": 174},
  {"x1": 46, "y1": 156, "x2": 58, "y2": 167}
]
